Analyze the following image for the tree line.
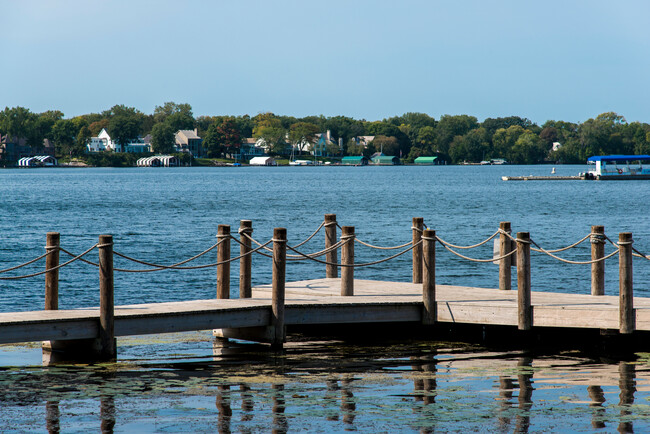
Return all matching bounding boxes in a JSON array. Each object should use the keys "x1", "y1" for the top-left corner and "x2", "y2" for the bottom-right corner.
[{"x1": 1, "y1": 102, "x2": 649, "y2": 164}]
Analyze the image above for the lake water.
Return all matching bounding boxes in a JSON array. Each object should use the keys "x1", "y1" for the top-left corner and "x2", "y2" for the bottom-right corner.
[{"x1": 2, "y1": 165, "x2": 650, "y2": 432}]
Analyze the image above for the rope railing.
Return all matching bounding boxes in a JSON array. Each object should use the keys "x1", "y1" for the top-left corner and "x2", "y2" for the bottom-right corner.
[
  {"x1": 112, "y1": 240, "x2": 274, "y2": 272},
  {"x1": 0, "y1": 244, "x2": 98, "y2": 280},
  {"x1": 354, "y1": 238, "x2": 413, "y2": 250},
  {"x1": 437, "y1": 239, "x2": 518, "y2": 263},
  {"x1": 436, "y1": 230, "x2": 500, "y2": 250},
  {"x1": 284, "y1": 239, "x2": 421, "y2": 268},
  {"x1": 2, "y1": 223, "x2": 646, "y2": 281},
  {"x1": 528, "y1": 238, "x2": 620, "y2": 265},
  {"x1": 0, "y1": 249, "x2": 55, "y2": 274}
]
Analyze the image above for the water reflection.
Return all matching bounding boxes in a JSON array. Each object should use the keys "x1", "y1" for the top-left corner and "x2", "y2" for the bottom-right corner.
[
  {"x1": 216, "y1": 385, "x2": 232, "y2": 433},
  {"x1": 587, "y1": 385, "x2": 606, "y2": 429},
  {"x1": 618, "y1": 362, "x2": 636, "y2": 434},
  {"x1": 5, "y1": 343, "x2": 650, "y2": 432},
  {"x1": 45, "y1": 401, "x2": 60, "y2": 434},
  {"x1": 515, "y1": 357, "x2": 534, "y2": 434},
  {"x1": 272, "y1": 383, "x2": 287, "y2": 434}
]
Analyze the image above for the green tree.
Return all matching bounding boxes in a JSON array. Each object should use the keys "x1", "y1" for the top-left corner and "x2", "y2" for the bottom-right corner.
[
  {"x1": 204, "y1": 117, "x2": 242, "y2": 158},
  {"x1": 51, "y1": 119, "x2": 78, "y2": 156},
  {"x1": 436, "y1": 114, "x2": 479, "y2": 155},
  {"x1": 492, "y1": 125, "x2": 526, "y2": 158},
  {"x1": 253, "y1": 113, "x2": 287, "y2": 154},
  {"x1": 416, "y1": 126, "x2": 436, "y2": 153},
  {"x1": 370, "y1": 135, "x2": 400, "y2": 155},
  {"x1": 150, "y1": 123, "x2": 176, "y2": 154},
  {"x1": 289, "y1": 122, "x2": 319, "y2": 156},
  {"x1": 154, "y1": 102, "x2": 195, "y2": 130},
  {"x1": 449, "y1": 127, "x2": 490, "y2": 163},
  {"x1": 509, "y1": 131, "x2": 546, "y2": 164},
  {"x1": 106, "y1": 105, "x2": 144, "y2": 152}
]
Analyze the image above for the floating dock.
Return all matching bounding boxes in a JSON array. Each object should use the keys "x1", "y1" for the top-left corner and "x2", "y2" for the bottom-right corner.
[{"x1": 501, "y1": 175, "x2": 584, "y2": 181}]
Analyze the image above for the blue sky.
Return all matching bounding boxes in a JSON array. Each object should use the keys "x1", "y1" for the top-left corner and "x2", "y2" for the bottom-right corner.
[{"x1": 2, "y1": 0, "x2": 649, "y2": 124}]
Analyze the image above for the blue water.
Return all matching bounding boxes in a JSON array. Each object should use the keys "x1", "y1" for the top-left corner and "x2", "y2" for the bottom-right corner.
[
  {"x1": 1, "y1": 165, "x2": 649, "y2": 311},
  {"x1": 2, "y1": 165, "x2": 650, "y2": 432}
]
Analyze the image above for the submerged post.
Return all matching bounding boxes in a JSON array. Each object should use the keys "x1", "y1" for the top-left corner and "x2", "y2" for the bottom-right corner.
[
  {"x1": 271, "y1": 228, "x2": 287, "y2": 348},
  {"x1": 45, "y1": 232, "x2": 60, "y2": 310},
  {"x1": 98, "y1": 234, "x2": 116, "y2": 359},
  {"x1": 422, "y1": 229, "x2": 436, "y2": 324},
  {"x1": 591, "y1": 225, "x2": 605, "y2": 296},
  {"x1": 217, "y1": 225, "x2": 231, "y2": 299},
  {"x1": 341, "y1": 226, "x2": 355, "y2": 296},
  {"x1": 412, "y1": 217, "x2": 424, "y2": 284},
  {"x1": 499, "y1": 222, "x2": 512, "y2": 291},
  {"x1": 239, "y1": 220, "x2": 253, "y2": 298},
  {"x1": 325, "y1": 214, "x2": 338, "y2": 278},
  {"x1": 619, "y1": 232, "x2": 634, "y2": 334},
  {"x1": 516, "y1": 232, "x2": 532, "y2": 331}
]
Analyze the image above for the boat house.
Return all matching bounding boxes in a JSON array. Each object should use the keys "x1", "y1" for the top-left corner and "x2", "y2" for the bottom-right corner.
[
  {"x1": 341, "y1": 156, "x2": 369, "y2": 166},
  {"x1": 136, "y1": 156, "x2": 179, "y2": 167},
  {"x1": 414, "y1": 156, "x2": 439, "y2": 165},
  {"x1": 371, "y1": 155, "x2": 400, "y2": 165},
  {"x1": 249, "y1": 156, "x2": 276, "y2": 166},
  {"x1": 18, "y1": 155, "x2": 58, "y2": 167}
]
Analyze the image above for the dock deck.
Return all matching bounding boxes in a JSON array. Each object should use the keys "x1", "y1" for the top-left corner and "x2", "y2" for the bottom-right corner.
[{"x1": 1, "y1": 278, "x2": 648, "y2": 345}]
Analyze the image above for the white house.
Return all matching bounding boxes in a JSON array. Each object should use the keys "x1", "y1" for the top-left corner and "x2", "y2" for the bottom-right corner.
[{"x1": 87, "y1": 128, "x2": 152, "y2": 153}]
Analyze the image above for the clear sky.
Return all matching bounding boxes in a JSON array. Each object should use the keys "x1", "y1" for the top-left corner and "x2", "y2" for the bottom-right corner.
[{"x1": 2, "y1": 0, "x2": 649, "y2": 125}]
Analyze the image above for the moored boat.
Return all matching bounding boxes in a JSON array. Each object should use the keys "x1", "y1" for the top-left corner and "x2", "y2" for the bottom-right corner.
[{"x1": 584, "y1": 155, "x2": 650, "y2": 180}]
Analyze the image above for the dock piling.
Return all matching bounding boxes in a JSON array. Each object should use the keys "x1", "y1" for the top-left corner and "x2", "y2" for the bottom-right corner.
[
  {"x1": 619, "y1": 232, "x2": 635, "y2": 334},
  {"x1": 422, "y1": 229, "x2": 436, "y2": 324},
  {"x1": 271, "y1": 228, "x2": 287, "y2": 348},
  {"x1": 98, "y1": 234, "x2": 116, "y2": 359},
  {"x1": 516, "y1": 232, "x2": 532, "y2": 331},
  {"x1": 341, "y1": 226, "x2": 355, "y2": 296},
  {"x1": 45, "y1": 232, "x2": 60, "y2": 310},
  {"x1": 239, "y1": 220, "x2": 253, "y2": 298},
  {"x1": 499, "y1": 222, "x2": 511, "y2": 291},
  {"x1": 591, "y1": 225, "x2": 605, "y2": 296},
  {"x1": 412, "y1": 217, "x2": 424, "y2": 284},
  {"x1": 325, "y1": 214, "x2": 338, "y2": 278},
  {"x1": 217, "y1": 225, "x2": 231, "y2": 299}
]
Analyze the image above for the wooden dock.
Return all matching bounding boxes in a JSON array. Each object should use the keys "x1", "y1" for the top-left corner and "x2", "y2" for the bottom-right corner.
[
  {"x1": 2, "y1": 278, "x2": 649, "y2": 346},
  {"x1": 1, "y1": 216, "x2": 646, "y2": 361}
]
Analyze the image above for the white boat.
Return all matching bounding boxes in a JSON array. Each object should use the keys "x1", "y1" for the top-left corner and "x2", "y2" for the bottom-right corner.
[{"x1": 584, "y1": 155, "x2": 650, "y2": 180}]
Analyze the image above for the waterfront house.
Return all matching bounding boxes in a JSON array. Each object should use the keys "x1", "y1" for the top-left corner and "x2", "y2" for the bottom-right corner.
[
  {"x1": 0, "y1": 135, "x2": 32, "y2": 163},
  {"x1": 341, "y1": 156, "x2": 369, "y2": 166},
  {"x1": 249, "y1": 156, "x2": 276, "y2": 166},
  {"x1": 175, "y1": 129, "x2": 204, "y2": 157},
  {"x1": 87, "y1": 128, "x2": 152, "y2": 153},
  {"x1": 236, "y1": 138, "x2": 266, "y2": 161}
]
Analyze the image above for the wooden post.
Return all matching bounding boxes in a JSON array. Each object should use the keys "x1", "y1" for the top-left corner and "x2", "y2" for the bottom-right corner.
[
  {"x1": 412, "y1": 217, "x2": 424, "y2": 284},
  {"x1": 422, "y1": 229, "x2": 436, "y2": 324},
  {"x1": 619, "y1": 232, "x2": 634, "y2": 334},
  {"x1": 325, "y1": 214, "x2": 338, "y2": 278},
  {"x1": 341, "y1": 226, "x2": 355, "y2": 296},
  {"x1": 591, "y1": 225, "x2": 605, "y2": 296},
  {"x1": 516, "y1": 232, "x2": 532, "y2": 331},
  {"x1": 98, "y1": 234, "x2": 116, "y2": 359},
  {"x1": 271, "y1": 228, "x2": 287, "y2": 348},
  {"x1": 239, "y1": 220, "x2": 253, "y2": 298},
  {"x1": 499, "y1": 222, "x2": 511, "y2": 291},
  {"x1": 217, "y1": 224, "x2": 231, "y2": 299},
  {"x1": 45, "y1": 232, "x2": 60, "y2": 310}
]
